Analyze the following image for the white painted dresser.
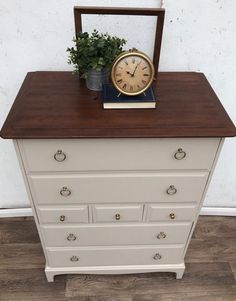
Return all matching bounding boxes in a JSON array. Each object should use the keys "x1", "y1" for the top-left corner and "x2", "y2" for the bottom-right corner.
[{"x1": 1, "y1": 71, "x2": 235, "y2": 282}]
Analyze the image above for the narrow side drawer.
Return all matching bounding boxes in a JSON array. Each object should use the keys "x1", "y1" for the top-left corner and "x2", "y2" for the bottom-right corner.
[
  {"x1": 146, "y1": 204, "x2": 198, "y2": 222},
  {"x1": 37, "y1": 206, "x2": 89, "y2": 224}
]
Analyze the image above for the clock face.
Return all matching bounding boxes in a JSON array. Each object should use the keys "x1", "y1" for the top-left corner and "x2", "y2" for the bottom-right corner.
[{"x1": 111, "y1": 52, "x2": 154, "y2": 96}]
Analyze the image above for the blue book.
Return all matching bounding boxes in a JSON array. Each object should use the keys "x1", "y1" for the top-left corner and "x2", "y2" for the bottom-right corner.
[{"x1": 102, "y1": 84, "x2": 156, "y2": 109}]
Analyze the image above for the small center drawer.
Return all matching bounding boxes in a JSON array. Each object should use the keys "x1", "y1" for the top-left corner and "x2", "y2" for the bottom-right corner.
[
  {"x1": 37, "y1": 206, "x2": 89, "y2": 224},
  {"x1": 92, "y1": 205, "x2": 143, "y2": 223}
]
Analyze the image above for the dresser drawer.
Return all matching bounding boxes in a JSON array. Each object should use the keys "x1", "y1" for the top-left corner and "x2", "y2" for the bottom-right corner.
[
  {"x1": 29, "y1": 172, "x2": 208, "y2": 205},
  {"x1": 92, "y1": 204, "x2": 143, "y2": 223},
  {"x1": 146, "y1": 204, "x2": 197, "y2": 222},
  {"x1": 37, "y1": 206, "x2": 89, "y2": 224},
  {"x1": 46, "y1": 245, "x2": 184, "y2": 267},
  {"x1": 41, "y1": 223, "x2": 192, "y2": 247},
  {"x1": 19, "y1": 138, "x2": 220, "y2": 172}
]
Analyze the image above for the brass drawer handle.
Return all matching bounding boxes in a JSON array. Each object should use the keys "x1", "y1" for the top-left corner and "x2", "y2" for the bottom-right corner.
[
  {"x1": 169, "y1": 213, "x2": 175, "y2": 220},
  {"x1": 54, "y1": 150, "x2": 66, "y2": 162},
  {"x1": 166, "y1": 185, "x2": 177, "y2": 195},
  {"x1": 157, "y1": 232, "x2": 167, "y2": 240},
  {"x1": 67, "y1": 233, "x2": 77, "y2": 241},
  {"x1": 174, "y1": 148, "x2": 186, "y2": 160},
  {"x1": 60, "y1": 187, "x2": 71, "y2": 197},
  {"x1": 60, "y1": 215, "x2": 65, "y2": 222},
  {"x1": 153, "y1": 253, "x2": 162, "y2": 260},
  {"x1": 115, "y1": 213, "x2": 121, "y2": 221},
  {"x1": 70, "y1": 256, "x2": 79, "y2": 262}
]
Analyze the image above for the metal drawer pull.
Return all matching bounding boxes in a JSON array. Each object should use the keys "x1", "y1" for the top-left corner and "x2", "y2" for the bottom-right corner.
[
  {"x1": 70, "y1": 256, "x2": 79, "y2": 262},
  {"x1": 54, "y1": 150, "x2": 66, "y2": 162},
  {"x1": 166, "y1": 185, "x2": 177, "y2": 195},
  {"x1": 115, "y1": 213, "x2": 121, "y2": 220},
  {"x1": 174, "y1": 148, "x2": 186, "y2": 160},
  {"x1": 60, "y1": 215, "x2": 65, "y2": 222},
  {"x1": 169, "y1": 213, "x2": 175, "y2": 220},
  {"x1": 153, "y1": 253, "x2": 162, "y2": 260},
  {"x1": 67, "y1": 233, "x2": 77, "y2": 241},
  {"x1": 60, "y1": 186, "x2": 71, "y2": 197},
  {"x1": 157, "y1": 232, "x2": 167, "y2": 240}
]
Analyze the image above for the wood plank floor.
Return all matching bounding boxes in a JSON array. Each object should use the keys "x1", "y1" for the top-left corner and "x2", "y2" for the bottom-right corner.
[{"x1": 0, "y1": 216, "x2": 235, "y2": 301}]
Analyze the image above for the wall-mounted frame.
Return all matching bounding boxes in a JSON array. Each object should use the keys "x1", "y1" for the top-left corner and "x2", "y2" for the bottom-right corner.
[{"x1": 74, "y1": 6, "x2": 165, "y2": 78}]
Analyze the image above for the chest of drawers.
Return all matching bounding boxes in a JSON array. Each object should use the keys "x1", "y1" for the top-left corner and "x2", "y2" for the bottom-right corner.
[{"x1": 1, "y1": 72, "x2": 235, "y2": 282}]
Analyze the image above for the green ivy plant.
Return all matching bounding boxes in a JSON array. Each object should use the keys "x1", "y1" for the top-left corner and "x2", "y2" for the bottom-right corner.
[{"x1": 67, "y1": 30, "x2": 127, "y2": 76}]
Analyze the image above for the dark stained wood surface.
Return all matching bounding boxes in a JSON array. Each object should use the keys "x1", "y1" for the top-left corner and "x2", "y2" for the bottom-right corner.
[
  {"x1": 73, "y1": 6, "x2": 165, "y2": 78},
  {"x1": 0, "y1": 216, "x2": 236, "y2": 300},
  {"x1": 74, "y1": 6, "x2": 165, "y2": 15},
  {"x1": 0, "y1": 72, "x2": 235, "y2": 139}
]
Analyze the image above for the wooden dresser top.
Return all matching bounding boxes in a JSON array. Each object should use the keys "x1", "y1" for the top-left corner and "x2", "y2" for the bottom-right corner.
[{"x1": 1, "y1": 71, "x2": 235, "y2": 139}]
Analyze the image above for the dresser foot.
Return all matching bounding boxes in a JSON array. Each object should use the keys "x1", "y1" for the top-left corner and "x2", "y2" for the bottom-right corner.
[
  {"x1": 175, "y1": 268, "x2": 185, "y2": 279},
  {"x1": 45, "y1": 269, "x2": 55, "y2": 282}
]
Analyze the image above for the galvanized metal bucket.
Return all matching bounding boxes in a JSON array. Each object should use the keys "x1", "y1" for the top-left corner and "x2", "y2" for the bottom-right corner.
[{"x1": 85, "y1": 68, "x2": 110, "y2": 91}]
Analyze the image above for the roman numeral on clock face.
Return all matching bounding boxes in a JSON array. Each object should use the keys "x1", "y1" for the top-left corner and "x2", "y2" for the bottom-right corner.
[
  {"x1": 117, "y1": 79, "x2": 123, "y2": 84},
  {"x1": 142, "y1": 80, "x2": 147, "y2": 84}
]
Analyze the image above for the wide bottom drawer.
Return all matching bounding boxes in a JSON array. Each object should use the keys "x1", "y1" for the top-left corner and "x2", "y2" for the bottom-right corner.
[
  {"x1": 46, "y1": 245, "x2": 184, "y2": 267},
  {"x1": 41, "y1": 223, "x2": 192, "y2": 247}
]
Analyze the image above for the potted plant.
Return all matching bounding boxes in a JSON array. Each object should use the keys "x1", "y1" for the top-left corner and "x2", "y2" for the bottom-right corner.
[{"x1": 67, "y1": 30, "x2": 126, "y2": 91}]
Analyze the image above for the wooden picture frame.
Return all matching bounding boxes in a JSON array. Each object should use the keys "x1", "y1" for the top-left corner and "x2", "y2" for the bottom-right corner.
[{"x1": 74, "y1": 6, "x2": 165, "y2": 78}]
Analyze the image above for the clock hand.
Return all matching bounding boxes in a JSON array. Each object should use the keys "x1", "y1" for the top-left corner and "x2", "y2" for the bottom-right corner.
[
  {"x1": 126, "y1": 71, "x2": 133, "y2": 76},
  {"x1": 131, "y1": 61, "x2": 142, "y2": 77},
  {"x1": 126, "y1": 61, "x2": 142, "y2": 77},
  {"x1": 132, "y1": 66, "x2": 138, "y2": 76},
  {"x1": 126, "y1": 69, "x2": 137, "y2": 77}
]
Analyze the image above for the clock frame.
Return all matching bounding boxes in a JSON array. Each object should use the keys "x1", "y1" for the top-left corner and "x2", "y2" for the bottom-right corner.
[{"x1": 111, "y1": 50, "x2": 155, "y2": 96}]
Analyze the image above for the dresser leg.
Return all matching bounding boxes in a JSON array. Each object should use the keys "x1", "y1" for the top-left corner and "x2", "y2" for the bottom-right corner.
[
  {"x1": 175, "y1": 268, "x2": 185, "y2": 279},
  {"x1": 45, "y1": 270, "x2": 55, "y2": 282}
]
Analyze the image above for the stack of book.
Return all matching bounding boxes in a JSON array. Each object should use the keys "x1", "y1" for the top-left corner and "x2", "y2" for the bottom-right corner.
[{"x1": 102, "y1": 84, "x2": 156, "y2": 109}]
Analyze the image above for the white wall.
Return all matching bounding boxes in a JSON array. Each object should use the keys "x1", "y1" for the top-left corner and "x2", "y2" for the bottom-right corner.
[{"x1": 0, "y1": 0, "x2": 235, "y2": 209}]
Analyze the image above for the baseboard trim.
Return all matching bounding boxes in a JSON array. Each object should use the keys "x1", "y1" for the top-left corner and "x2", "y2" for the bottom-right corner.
[
  {"x1": 0, "y1": 206, "x2": 236, "y2": 218},
  {"x1": 200, "y1": 207, "x2": 236, "y2": 216},
  {"x1": 0, "y1": 208, "x2": 33, "y2": 218}
]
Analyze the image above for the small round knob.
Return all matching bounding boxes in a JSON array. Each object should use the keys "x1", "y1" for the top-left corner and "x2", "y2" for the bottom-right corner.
[
  {"x1": 54, "y1": 150, "x2": 66, "y2": 162},
  {"x1": 67, "y1": 233, "x2": 77, "y2": 241},
  {"x1": 60, "y1": 187, "x2": 71, "y2": 197},
  {"x1": 170, "y1": 213, "x2": 175, "y2": 220},
  {"x1": 115, "y1": 213, "x2": 121, "y2": 221},
  {"x1": 70, "y1": 256, "x2": 79, "y2": 262},
  {"x1": 174, "y1": 148, "x2": 186, "y2": 160},
  {"x1": 166, "y1": 185, "x2": 177, "y2": 195},
  {"x1": 60, "y1": 215, "x2": 65, "y2": 222},
  {"x1": 153, "y1": 253, "x2": 162, "y2": 260},
  {"x1": 157, "y1": 232, "x2": 167, "y2": 240}
]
